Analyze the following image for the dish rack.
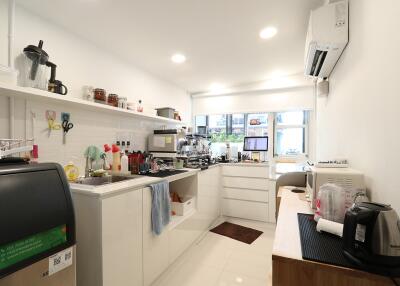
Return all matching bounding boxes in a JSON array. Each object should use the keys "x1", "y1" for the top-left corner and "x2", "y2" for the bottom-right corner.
[{"x1": 0, "y1": 139, "x2": 34, "y2": 159}]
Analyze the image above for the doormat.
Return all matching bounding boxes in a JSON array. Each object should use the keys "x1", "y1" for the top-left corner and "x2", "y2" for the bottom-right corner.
[{"x1": 210, "y1": 222, "x2": 263, "y2": 244}]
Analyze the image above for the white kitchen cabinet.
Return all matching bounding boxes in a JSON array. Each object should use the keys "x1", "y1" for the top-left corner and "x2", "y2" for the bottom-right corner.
[
  {"x1": 72, "y1": 187, "x2": 143, "y2": 286},
  {"x1": 143, "y1": 187, "x2": 170, "y2": 286},
  {"x1": 222, "y1": 199, "x2": 268, "y2": 222},
  {"x1": 222, "y1": 165, "x2": 269, "y2": 178},
  {"x1": 102, "y1": 189, "x2": 143, "y2": 286},
  {"x1": 196, "y1": 166, "x2": 222, "y2": 230},
  {"x1": 223, "y1": 187, "x2": 268, "y2": 202},
  {"x1": 221, "y1": 164, "x2": 274, "y2": 222},
  {"x1": 223, "y1": 176, "x2": 269, "y2": 191}
]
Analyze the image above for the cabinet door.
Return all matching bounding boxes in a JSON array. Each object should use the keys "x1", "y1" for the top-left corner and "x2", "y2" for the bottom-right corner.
[
  {"x1": 197, "y1": 167, "x2": 221, "y2": 230},
  {"x1": 102, "y1": 188, "x2": 143, "y2": 286},
  {"x1": 143, "y1": 187, "x2": 170, "y2": 286}
]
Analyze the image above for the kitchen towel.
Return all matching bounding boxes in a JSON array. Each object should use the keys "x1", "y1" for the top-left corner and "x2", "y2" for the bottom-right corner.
[{"x1": 150, "y1": 181, "x2": 171, "y2": 235}]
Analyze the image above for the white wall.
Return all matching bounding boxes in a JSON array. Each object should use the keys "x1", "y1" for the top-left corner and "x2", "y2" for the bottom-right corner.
[
  {"x1": 0, "y1": 5, "x2": 191, "y2": 171},
  {"x1": 316, "y1": 0, "x2": 400, "y2": 210},
  {"x1": 192, "y1": 86, "x2": 314, "y2": 115}
]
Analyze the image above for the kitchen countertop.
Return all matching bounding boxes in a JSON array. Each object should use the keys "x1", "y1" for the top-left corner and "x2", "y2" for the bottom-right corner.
[
  {"x1": 70, "y1": 168, "x2": 200, "y2": 198},
  {"x1": 219, "y1": 162, "x2": 269, "y2": 167},
  {"x1": 269, "y1": 162, "x2": 308, "y2": 181},
  {"x1": 273, "y1": 186, "x2": 311, "y2": 260}
]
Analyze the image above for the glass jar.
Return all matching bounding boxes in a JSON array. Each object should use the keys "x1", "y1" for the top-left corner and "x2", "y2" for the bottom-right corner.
[
  {"x1": 118, "y1": 97, "x2": 127, "y2": 109},
  {"x1": 93, "y1": 88, "x2": 106, "y2": 104},
  {"x1": 108, "y1": 94, "x2": 119, "y2": 107}
]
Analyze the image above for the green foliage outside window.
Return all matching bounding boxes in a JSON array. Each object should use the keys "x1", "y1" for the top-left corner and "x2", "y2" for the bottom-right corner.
[{"x1": 210, "y1": 132, "x2": 245, "y2": 143}]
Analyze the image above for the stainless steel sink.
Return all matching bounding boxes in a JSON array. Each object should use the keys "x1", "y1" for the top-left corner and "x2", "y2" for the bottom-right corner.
[{"x1": 76, "y1": 175, "x2": 142, "y2": 186}]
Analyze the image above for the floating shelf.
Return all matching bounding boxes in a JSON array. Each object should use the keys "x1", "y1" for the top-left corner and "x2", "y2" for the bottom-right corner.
[{"x1": 0, "y1": 83, "x2": 186, "y2": 125}]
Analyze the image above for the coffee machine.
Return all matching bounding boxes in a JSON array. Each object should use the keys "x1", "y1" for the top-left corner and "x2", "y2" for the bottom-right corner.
[{"x1": 343, "y1": 202, "x2": 400, "y2": 276}]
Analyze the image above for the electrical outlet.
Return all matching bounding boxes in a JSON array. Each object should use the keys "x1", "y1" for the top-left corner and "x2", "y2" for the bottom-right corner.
[{"x1": 61, "y1": 112, "x2": 70, "y2": 122}]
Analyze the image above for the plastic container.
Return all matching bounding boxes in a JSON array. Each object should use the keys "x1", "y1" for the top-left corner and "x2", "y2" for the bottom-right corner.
[
  {"x1": 121, "y1": 152, "x2": 129, "y2": 174},
  {"x1": 174, "y1": 159, "x2": 184, "y2": 169},
  {"x1": 156, "y1": 107, "x2": 175, "y2": 119},
  {"x1": 314, "y1": 183, "x2": 346, "y2": 223},
  {"x1": 171, "y1": 196, "x2": 195, "y2": 216},
  {"x1": 64, "y1": 161, "x2": 79, "y2": 182},
  {"x1": 19, "y1": 52, "x2": 48, "y2": 90},
  {"x1": 111, "y1": 144, "x2": 121, "y2": 172}
]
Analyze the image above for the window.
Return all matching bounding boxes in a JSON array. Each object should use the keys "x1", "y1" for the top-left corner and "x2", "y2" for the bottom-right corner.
[
  {"x1": 274, "y1": 111, "x2": 308, "y2": 156},
  {"x1": 194, "y1": 115, "x2": 207, "y2": 134},
  {"x1": 194, "y1": 111, "x2": 308, "y2": 158},
  {"x1": 246, "y1": 113, "x2": 268, "y2": 136}
]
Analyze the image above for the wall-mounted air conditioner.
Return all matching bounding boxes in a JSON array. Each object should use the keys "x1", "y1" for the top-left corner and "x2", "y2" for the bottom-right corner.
[{"x1": 304, "y1": 0, "x2": 349, "y2": 79}]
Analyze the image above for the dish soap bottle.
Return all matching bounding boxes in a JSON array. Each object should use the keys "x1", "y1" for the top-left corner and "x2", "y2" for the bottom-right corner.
[
  {"x1": 103, "y1": 144, "x2": 112, "y2": 170},
  {"x1": 121, "y1": 150, "x2": 129, "y2": 175},
  {"x1": 64, "y1": 161, "x2": 79, "y2": 182},
  {"x1": 112, "y1": 144, "x2": 121, "y2": 172}
]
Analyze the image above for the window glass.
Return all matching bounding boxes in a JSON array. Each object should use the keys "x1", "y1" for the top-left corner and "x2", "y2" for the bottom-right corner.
[
  {"x1": 208, "y1": 115, "x2": 226, "y2": 134},
  {"x1": 247, "y1": 113, "x2": 268, "y2": 136},
  {"x1": 275, "y1": 128, "x2": 305, "y2": 156},
  {"x1": 195, "y1": 115, "x2": 207, "y2": 134},
  {"x1": 276, "y1": 111, "x2": 305, "y2": 125},
  {"x1": 274, "y1": 111, "x2": 308, "y2": 156}
]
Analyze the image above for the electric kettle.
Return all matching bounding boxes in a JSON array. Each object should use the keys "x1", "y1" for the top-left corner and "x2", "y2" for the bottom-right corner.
[{"x1": 343, "y1": 202, "x2": 400, "y2": 276}]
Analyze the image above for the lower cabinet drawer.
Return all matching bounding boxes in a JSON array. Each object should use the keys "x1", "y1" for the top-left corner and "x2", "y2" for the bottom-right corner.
[
  {"x1": 223, "y1": 176, "x2": 269, "y2": 190},
  {"x1": 223, "y1": 187, "x2": 268, "y2": 202},
  {"x1": 222, "y1": 199, "x2": 268, "y2": 222}
]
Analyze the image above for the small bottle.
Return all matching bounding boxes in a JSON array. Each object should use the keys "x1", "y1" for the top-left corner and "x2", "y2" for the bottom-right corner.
[
  {"x1": 121, "y1": 151, "x2": 129, "y2": 174},
  {"x1": 112, "y1": 144, "x2": 121, "y2": 172},
  {"x1": 103, "y1": 144, "x2": 112, "y2": 170},
  {"x1": 121, "y1": 141, "x2": 126, "y2": 153},
  {"x1": 64, "y1": 161, "x2": 79, "y2": 182},
  {"x1": 137, "y1": 100, "x2": 143, "y2": 113}
]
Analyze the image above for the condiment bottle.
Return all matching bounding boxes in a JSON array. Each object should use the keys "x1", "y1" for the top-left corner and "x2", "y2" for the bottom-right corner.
[
  {"x1": 112, "y1": 144, "x2": 121, "y2": 172},
  {"x1": 137, "y1": 100, "x2": 143, "y2": 112},
  {"x1": 121, "y1": 150, "x2": 129, "y2": 174},
  {"x1": 103, "y1": 144, "x2": 112, "y2": 170}
]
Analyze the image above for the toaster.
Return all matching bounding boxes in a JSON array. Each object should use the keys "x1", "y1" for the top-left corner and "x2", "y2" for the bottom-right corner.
[{"x1": 343, "y1": 202, "x2": 400, "y2": 276}]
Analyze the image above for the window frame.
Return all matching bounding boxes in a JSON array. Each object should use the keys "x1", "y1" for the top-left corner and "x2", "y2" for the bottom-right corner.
[{"x1": 273, "y1": 111, "x2": 309, "y2": 158}]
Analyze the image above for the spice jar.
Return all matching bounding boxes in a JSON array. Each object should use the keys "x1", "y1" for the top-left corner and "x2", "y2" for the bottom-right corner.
[
  {"x1": 93, "y1": 88, "x2": 106, "y2": 104},
  {"x1": 108, "y1": 94, "x2": 119, "y2": 107},
  {"x1": 118, "y1": 97, "x2": 127, "y2": 109}
]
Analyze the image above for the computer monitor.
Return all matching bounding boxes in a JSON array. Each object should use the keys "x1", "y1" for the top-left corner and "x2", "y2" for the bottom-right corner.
[{"x1": 243, "y1": 136, "x2": 268, "y2": 151}]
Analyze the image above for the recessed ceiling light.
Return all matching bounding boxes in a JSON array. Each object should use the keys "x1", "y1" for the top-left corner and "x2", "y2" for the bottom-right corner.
[
  {"x1": 171, "y1": 53, "x2": 186, "y2": 64},
  {"x1": 259, "y1": 26, "x2": 277, "y2": 39}
]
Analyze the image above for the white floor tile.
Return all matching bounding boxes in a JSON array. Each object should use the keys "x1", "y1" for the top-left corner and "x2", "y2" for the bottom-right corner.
[
  {"x1": 153, "y1": 218, "x2": 275, "y2": 286},
  {"x1": 217, "y1": 271, "x2": 268, "y2": 286}
]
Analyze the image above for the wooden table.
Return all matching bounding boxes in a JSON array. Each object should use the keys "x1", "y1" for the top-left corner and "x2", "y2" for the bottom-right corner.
[{"x1": 272, "y1": 186, "x2": 394, "y2": 286}]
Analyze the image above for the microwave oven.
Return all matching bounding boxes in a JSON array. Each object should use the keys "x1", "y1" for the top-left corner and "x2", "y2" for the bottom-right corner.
[
  {"x1": 306, "y1": 167, "x2": 365, "y2": 209},
  {"x1": 148, "y1": 134, "x2": 182, "y2": 154}
]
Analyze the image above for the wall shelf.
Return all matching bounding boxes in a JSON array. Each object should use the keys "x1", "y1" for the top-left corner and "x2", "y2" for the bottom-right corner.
[{"x1": 0, "y1": 83, "x2": 186, "y2": 125}]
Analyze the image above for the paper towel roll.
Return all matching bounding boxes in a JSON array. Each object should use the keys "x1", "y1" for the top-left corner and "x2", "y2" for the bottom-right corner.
[{"x1": 316, "y1": 218, "x2": 344, "y2": 237}]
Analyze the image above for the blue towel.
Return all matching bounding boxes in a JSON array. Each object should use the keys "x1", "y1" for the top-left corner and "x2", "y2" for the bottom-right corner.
[{"x1": 150, "y1": 181, "x2": 171, "y2": 235}]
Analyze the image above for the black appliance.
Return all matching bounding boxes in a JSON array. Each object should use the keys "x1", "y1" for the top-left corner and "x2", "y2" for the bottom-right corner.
[
  {"x1": 343, "y1": 202, "x2": 400, "y2": 277},
  {"x1": 0, "y1": 162, "x2": 76, "y2": 279}
]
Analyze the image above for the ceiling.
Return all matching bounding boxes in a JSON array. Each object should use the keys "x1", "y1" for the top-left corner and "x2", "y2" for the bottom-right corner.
[{"x1": 17, "y1": 0, "x2": 322, "y2": 93}]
